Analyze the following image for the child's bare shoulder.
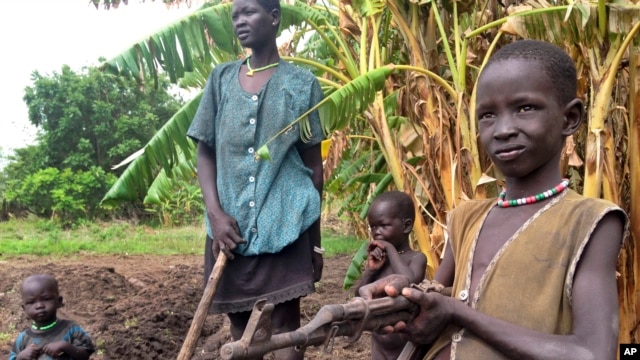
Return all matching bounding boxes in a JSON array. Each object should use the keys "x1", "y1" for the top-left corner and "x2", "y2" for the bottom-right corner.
[
  {"x1": 404, "y1": 249, "x2": 425, "y2": 258},
  {"x1": 402, "y1": 250, "x2": 427, "y2": 268}
]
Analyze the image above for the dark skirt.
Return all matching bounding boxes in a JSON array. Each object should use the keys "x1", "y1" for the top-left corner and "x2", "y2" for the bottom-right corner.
[{"x1": 204, "y1": 231, "x2": 315, "y2": 314}]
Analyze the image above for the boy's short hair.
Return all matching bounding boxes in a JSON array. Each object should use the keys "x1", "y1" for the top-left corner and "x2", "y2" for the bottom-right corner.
[
  {"x1": 22, "y1": 274, "x2": 59, "y2": 295},
  {"x1": 483, "y1": 40, "x2": 577, "y2": 106},
  {"x1": 371, "y1": 191, "x2": 415, "y2": 222}
]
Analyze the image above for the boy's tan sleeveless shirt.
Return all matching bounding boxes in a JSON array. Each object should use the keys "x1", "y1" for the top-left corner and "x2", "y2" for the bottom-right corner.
[{"x1": 425, "y1": 189, "x2": 626, "y2": 359}]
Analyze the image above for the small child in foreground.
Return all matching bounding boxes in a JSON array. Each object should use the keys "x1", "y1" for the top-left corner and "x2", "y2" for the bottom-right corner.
[
  {"x1": 354, "y1": 190, "x2": 427, "y2": 360},
  {"x1": 10, "y1": 274, "x2": 95, "y2": 360}
]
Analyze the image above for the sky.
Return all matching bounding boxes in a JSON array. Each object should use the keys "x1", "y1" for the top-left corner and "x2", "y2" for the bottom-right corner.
[{"x1": 0, "y1": 0, "x2": 195, "y2": 158}]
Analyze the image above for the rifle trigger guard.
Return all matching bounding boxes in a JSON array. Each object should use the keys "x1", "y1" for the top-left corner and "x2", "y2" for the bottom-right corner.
[
  {"x1": 345, "y1": 297, "x2": 370, "y2": 343},
  {"x1": 322, "y1": 325, "x2": 339, "y2": 353}
]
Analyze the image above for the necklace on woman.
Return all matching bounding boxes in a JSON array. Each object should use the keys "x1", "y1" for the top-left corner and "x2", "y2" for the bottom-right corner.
[
  {"x1": 32, "y1": 320, "x2": 57, "y2": 331},
  {"x1": 246, "y1": 58, "x2": 279, "y2": 77},
  {"x1": 497, "y1": 179, "x2": 569, "y2": 208}
]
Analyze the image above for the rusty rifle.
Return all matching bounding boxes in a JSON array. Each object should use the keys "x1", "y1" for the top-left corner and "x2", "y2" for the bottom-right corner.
[{"x1": 220, "y1": 296, "x2": 421, "y2": 360}]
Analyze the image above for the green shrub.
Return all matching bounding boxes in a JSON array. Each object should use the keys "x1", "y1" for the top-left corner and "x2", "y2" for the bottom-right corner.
[
  {"x1": 146, "y1": 180, "x2": 204, "y2": 226},
  {"x1": 5, "y1": 166, "x2": 116, "y2": 226}
]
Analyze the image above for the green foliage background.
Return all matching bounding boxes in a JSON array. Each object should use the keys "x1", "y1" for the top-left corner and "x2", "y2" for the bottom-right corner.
[{"x1": 1, "y1": 65, "x2": 190, "y2": 226}]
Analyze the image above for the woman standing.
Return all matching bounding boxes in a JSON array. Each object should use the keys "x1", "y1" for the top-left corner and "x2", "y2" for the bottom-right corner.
[{"x1": 186, "y1": 0, "x2": 324, "y2": 358}]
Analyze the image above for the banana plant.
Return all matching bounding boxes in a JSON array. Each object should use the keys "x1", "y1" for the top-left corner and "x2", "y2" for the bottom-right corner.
[
  {"x1": 628, "y1": 41, "x2": 640, "y2": 346},
  {"x1": 100, "y1": 0, "x2": 451, "y2": 278},
  {"x1": 99, "y1": 0, "x2": 640, "y2": 344}
]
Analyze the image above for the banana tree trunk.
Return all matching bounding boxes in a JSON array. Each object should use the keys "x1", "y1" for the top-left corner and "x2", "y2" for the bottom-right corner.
[
  {"x1": 620, "y1": 49, "x2": 640, "y2": 344},
  {"x1": 583, "y1": 76, "x2": 613, "y2": 199},
  {"x1": 584, "y1": 22, "x2": 640, "y2": 198},
  {"x1": 580, "y1": 22, "x2": 640, "y2": 346}
]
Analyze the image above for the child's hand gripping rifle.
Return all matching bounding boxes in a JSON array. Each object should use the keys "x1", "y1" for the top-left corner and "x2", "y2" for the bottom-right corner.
[{"x1": 220, "y1": 295, "x2": 424, "y2": 360}]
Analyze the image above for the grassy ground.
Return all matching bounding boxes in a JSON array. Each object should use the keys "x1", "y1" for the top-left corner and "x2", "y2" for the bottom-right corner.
[{"x1": 0, "y1": 217, "x2": 364, "y2": 258}]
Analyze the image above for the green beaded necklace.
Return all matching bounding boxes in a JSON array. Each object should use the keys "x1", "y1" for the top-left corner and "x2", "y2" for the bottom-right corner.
[
  {"x1": 32, "y1": 320, "x2": 57, "y2": 331},
  {"x1": 245, "y1": 58, "x2": 279, "y2": 77}
]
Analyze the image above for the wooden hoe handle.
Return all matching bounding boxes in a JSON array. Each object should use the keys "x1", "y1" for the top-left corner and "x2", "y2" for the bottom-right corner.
[{"x1": 177, "y1": 252, "x2": 228, "y2": 360}]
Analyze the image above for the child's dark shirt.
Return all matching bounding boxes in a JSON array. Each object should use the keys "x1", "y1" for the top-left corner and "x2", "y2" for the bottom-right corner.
[{"x1": 9, "y1": 319, "x2": 95, "y2": 360}]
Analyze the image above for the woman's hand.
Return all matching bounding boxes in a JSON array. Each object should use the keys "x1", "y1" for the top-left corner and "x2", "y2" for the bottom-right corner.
[{"x1": 208, "y1": 210, "x2": 246, "y2": 260}]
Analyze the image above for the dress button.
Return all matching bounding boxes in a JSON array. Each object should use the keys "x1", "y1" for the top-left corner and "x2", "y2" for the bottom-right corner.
[
  {"x1": 251, "y1": 227, "x2": 257, "y2": 233},
  {"x1": 249, "y1": 118, "x2": 256, "y2": 124},
  {"x1": 251, "y1": 95, "x2": 258, "y2": 101},
  {"x1": 249, "y1": 201, "x2": 255, "y2": 207},
  {"x1": 459, "y1": 289, "x2": 469, "y2": 301},
  {"x1": 248, "y1": 147, "x2": 254, "y2": 154},
  {"x1": 249, "y1": 176, "x2": 255, "y2": 182},
  {"x1": 452, "y1": 333, "x2": 462, "y2": 342}
]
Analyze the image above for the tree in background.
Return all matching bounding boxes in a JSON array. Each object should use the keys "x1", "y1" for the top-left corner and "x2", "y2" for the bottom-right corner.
[
  {"x1": 1, "y1": 65, "x2": 185, "y2": 224},
  {"x1": 22, "y1": 65, "x2": 183, "y2": 173},
  {"x1": 2, "y1": 146, "x2": 48, "y2": 183},
  {"x1": 2, "y1": 145, "x2": 50, "y2": 218}
]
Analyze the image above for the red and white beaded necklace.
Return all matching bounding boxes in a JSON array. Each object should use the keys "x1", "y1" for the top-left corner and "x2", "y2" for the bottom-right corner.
[{"x1": 497, "y1": 179, "x2": 570, "y2": 208}]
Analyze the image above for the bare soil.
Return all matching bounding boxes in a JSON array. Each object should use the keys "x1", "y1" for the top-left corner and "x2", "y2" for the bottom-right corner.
[{"x1": 0, "y1": 253, "x2": 371, "y2": 360}]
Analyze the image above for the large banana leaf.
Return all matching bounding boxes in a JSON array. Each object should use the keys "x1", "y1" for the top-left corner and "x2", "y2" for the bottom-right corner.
[
  {"x1": 102, "y1": 1, "x2": 330, "y2": 85},
  {"x1": 327, "y1": 152, "x2": 385, "y2": 192},
  {"x1": 256, "y1": 65, "x2": 396, "y2": 160},
  {"x1": 343, "y1": 240, "x2": 369, "y2": 290},
  {"x1": 144, "y1": 150, "x2": 198, "y2": 205},
  {"x1": 102, "y1": 2, "x2": 236, "y2": 84}
]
